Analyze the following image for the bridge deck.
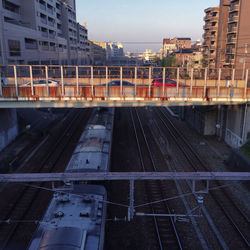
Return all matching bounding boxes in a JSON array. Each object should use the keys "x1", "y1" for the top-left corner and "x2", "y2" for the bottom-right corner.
[{"x1": 0, "y1": 65, "x2": 249, "y2": 107}]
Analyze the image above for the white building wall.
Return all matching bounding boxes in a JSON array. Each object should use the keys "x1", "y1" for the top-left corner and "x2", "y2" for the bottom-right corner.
[
  {"x1": 0, "y1": 0, "x2": 88, "y2": 65},
  {"x1": 0, "y1": 109, "x2": 18, "y2": 152}
]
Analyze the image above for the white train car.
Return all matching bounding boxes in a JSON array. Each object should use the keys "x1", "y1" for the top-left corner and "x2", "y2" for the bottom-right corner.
[
  {"x1": 28, "y1": 184, "x2": 107, "y2": 250},
  {"x1": 65, "y1": 108, "x2": 114, "y2": 173}
]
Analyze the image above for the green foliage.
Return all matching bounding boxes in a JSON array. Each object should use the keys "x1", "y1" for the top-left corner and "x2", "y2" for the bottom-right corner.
[
  {"x1": 160, "y1": 55, "x2": 177, "y2": 67},
  {"x1": 201, "y1": 57, "x2": 208, "y2": 68},
  {"x1": 240, "y1": 141, "x2": 250, "y2": 159}
]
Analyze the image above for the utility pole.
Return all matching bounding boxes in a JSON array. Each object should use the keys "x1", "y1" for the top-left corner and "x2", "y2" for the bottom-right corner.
[{"x1": 242, "y1": 43, "x2": 248, "y2": 80}]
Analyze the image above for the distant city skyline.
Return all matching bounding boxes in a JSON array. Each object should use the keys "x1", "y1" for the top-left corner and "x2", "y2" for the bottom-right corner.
[{"x1": 76, "y1": 0, "x2": 219, "y2": 53}]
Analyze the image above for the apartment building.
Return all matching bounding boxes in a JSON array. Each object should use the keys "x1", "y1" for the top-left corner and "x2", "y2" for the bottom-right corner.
[
  {"x1": 203, "y1": 0, "x2": 250, "y2": 76},
  {"x1": 0, "y1": 0, "x2": 89, "y2": 65},
  {"x1": 202, "y1": 6, "x2": 220, "y2": 68},
  {"x1": 171, "y1": 37, "x2": 191, "y2": 49},
  {"x1": 162, "y1": 38, "x2": 177, "y2": 57},
  {"x1": 89, "y1": 40, "x2": 106, "y2": 65},
  {"x1": 161, "y1": 37, "x2": 191, "y2": 58},
  {"x1": 224, "y1": 0, "x2": 250, "y2": 75}
]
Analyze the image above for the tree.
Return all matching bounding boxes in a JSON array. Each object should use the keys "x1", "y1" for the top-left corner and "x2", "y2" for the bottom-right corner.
[
  {"x1": 161, "y1": 54, "x2": 177, "y2": 67},
  {"x1": 201, "y1": 57, "x2": 208, "y2": 68}
]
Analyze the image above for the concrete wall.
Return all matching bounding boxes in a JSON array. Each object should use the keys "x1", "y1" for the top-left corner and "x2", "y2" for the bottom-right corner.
[
  {"x1": 0, "y1": 109, "x2": 18, "y2": 152},
  {"x1": 184, "y1": 106, "x2": 218, "y2": 135},
  {"x1": 219, "y1": 104, "x2": 250, "y2": 148}
]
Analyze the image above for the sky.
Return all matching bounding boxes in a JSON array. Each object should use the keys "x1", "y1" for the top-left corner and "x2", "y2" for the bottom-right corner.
[{"x1": 76, "y1": 0, "x2": 219, "y2": 53}]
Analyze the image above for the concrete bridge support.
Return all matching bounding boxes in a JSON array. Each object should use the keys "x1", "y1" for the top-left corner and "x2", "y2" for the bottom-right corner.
[
  {"x1": 184, "y1": 106, "x2": 218, "y2": 136},
  {"x1": 184, "y1": 104, "x2": 250, "y2": 148},
  {"x1": 0, "y1": 109, "x2": 18, "y2": 152},
  {"x1": 221, "y1": 104, "x2": 250, "y2": 148}
]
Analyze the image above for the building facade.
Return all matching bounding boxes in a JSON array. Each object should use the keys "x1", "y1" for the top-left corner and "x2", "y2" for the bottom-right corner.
[
  {"x1": 202, "y1": 6, "x2": 220, "y2": 68},
  {"x1": 0, "y1": 0, "x2": 89, "y2": 65},
  {"x1": 161, "y1": 37, "x2": 191, "y2": 58},
  {"x1": 171, "y1": 37, "x2": 191, "y2": 49},
  {"x1": 202, "y1": 0, "x2": 250, "y2": 76},
  {"x1": 224, "y1": 0, "x2": 250, "y2": 75}
]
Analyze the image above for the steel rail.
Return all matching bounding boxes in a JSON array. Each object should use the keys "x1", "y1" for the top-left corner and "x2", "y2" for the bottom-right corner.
[
  {"x1": 0, "y1": 109, "x2": 92, "y2": 249},
  {"x1": 132, "y1": 108, "x2": 183, "y2": 250},
  {"x1": 130, "y1": 108, "x2": 164, "y2": 250},
  {"x1": 157, "y1": 107, "x2": 250, "y2": 248}
]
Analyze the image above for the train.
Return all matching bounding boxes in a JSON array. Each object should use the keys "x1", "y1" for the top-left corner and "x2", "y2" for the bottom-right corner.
[
  {"x1": 65, "y1": 107, "x2": 114, "y2": 173},
  {"x1": 27, "y1": 107, "x2": 114, "y2": 250}
]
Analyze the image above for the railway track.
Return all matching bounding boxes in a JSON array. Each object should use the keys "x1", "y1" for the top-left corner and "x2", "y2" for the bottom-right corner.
[
  {"x1": 130, "y1": 108, "x2": 183, "y2": 250},
  {"x1": 0, "y1": 109, "x2": 92, "y2": 250},
  {"x1": 153, "y1": 107, "x2": 250, "y2": 249}
]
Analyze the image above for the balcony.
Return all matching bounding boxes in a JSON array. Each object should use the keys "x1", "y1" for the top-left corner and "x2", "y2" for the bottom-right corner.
[
  {"x1": 227, "y1": 37, "x2": 237, "y2": 44},
  {"x1": 203, "y1": 24, "x2": 209, "y2": 30},
  {"x1": 48, "y1": 20, "x2": 54, "y2": 27},
  {"x1": 210, "y1": 25, "x2": 218, "y2": 31},
  {"x1": 226, "y1": 47, "x2": 235, "y2": 54},
  {"x1": 48, "y1": 33, "x2": 55, "y2": 39},
  {"x1": 47, "y1": 7, "x2": 53, "y2": 15},
  {"x1": 228, "y1": 15, "x2": 238, "y2": 23},
  {"x1": 204, "y1": 16, "x2": 210, "y2": 22},
  {"x1": 40, "y1": 3, "x2": 46, "y2": 11},
  {"x1": 41, "y1": 45, "x2": 49, "y2": 51},
  {"x1": 40, "y1": 18, "x2": 47, "y2": 25},
  {"x1": 228, "y1": 26, "x2": 237, "y2": 34},
  {"x1": 41, "y1": 31, "x2": 48, "y2": 38},
  {"x1": 229, "y1": 4, "x2": 239, "y2": 12},
  {"x1": 210, "y1": 16, "x2": 218, "y2": 22},
  {"x1": 210, "y1": 44, "x2": 216, "y2": 50}
]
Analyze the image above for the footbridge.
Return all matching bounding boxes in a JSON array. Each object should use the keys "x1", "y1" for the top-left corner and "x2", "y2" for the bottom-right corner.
[{"x1": 0, "y1": 65, "x2": 249, "y2": 108}]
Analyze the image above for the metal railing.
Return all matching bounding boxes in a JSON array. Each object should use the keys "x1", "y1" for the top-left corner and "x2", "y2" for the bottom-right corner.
[{"x1": 0, "y1": 65, "x2": 249, "y2": 102}]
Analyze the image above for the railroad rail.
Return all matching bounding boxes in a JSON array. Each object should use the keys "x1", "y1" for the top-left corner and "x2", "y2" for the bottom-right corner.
[
  {"x1": 130, "y1": 108, "x2": 183, "y2": 249},
  {"x1": 0, "y1": 109, "x2": 92, "y2": 249},
  {"x1": 0, "y1": 65, "x2": 249, "y2": 107},
  {"x1": 155, "y1": 107, "x2": 250, "y2": 249}
]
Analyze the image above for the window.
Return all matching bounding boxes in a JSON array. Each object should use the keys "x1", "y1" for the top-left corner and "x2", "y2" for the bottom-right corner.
[
  {"x1": 8, "y1": 40, "x2": 21, "y2": 56},
  {"x1": 25, "y1": 38, "x2": 38, "y2": 50},
  {"x1": 2, "y1": 0, "x2": 20, "y2": 14}
]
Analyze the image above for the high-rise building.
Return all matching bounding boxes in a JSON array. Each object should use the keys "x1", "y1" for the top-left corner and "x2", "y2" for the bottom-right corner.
[
  {"x1": 0, "y1": 0, "x2": 89, "y2": 65},
  {"x1": 224, "y1": 0, "x2": 250, "y2": 75},
  {"x1": 202, "y1": 6, "x2": 220, "y2": 68},
  {"x1": 202, "y1": 0, "x2": 250, "y2": 76}
]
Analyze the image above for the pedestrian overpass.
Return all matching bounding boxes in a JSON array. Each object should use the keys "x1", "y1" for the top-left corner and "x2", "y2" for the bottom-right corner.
[{"x1": 0, "y1": 65, "x2": 249, "y2": 108}]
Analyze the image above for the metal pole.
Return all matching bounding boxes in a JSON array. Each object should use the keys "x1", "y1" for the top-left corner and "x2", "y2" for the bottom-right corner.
[
  {"x1": 76, "y1": 66, "x2": 79, "y2": 96},
  {"x1": 204, "y1": 68, "x2": 207, "y2": 98},
  {"x1": 128, "y1": 180, "x2": 135, "y2": 222},
  {"x1": 45, "y1": 65, "x2": 49, "y2": 96},
  {"x1": 232, "y1": 68, "x2": 235, "y2": 88},
  {"x1": 60, "y1": 66, "x2": 64, "y2": 96},
  {"x1": 242, "y1": 44, "x2": 248, "y2": 80},
  {"x1": 162, "y1": 67, "x2": 166, "y2": 98},
  {"x1": 29, "y1": 65, "x2": 34, "y2": 96},
  {"x1": 176, "y1": 67, "x2": 180, "y2": 95},
  {"x1": 134, "y1": 67, "x2": 137, "y2": 98},
  {"x1": 148, "y1": 67, "x2": 151, "y2": 98},
  {"x1": 0, "y1": 72, "x2": 2, "y2": 96},
  {"x1": 217, "y1": 68, "x2": 221, "y2": 97},
  {"x1": 120, "y1": 66, "x2": 123, "y2": 97},
  {"x1": 91, "y1": 66, "x2": 94, "y2": 96},
  {"x1": 231, "y1": 68, "x2": 235, "y2": 99},
  {"x1": 242, "y1": 104, "x2": 248, "y2": 142},
  {"x1": 190, "y1": 68, "x2": 194, "y2": 98},
  {"x1": 106, "y1": 66, "x2": 108, "y2": 98},
  {"x1": 244, "y1": 69, "x2": 248, "y2": 99},
  {"x1": 14, "y1": 65, "x2": 18, "y2": 96}
]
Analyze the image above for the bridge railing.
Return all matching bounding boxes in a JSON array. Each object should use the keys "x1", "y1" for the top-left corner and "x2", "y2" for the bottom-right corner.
[{"x1": 0, "y1": 65, "x2": 249, "y2": 101}]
